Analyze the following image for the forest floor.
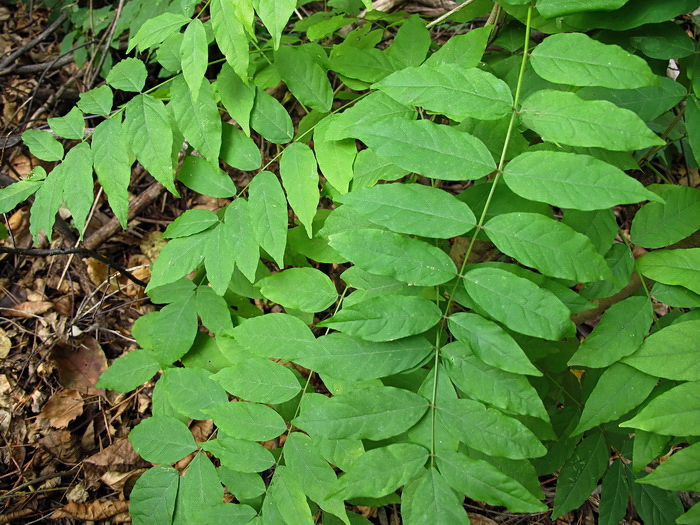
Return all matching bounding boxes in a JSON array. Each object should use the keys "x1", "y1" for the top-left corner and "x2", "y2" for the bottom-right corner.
[{"x1": 0, "y1": 2, "x2": 679, "y2": 523}]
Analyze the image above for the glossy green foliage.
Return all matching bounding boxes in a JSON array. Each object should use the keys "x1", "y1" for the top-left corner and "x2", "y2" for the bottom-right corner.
[{"x1": 4, "y1": 1, "x2": 697, "y2": 523}]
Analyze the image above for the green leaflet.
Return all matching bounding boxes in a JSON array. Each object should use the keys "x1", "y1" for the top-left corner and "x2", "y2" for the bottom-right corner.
[
  {"x1": 284, "y1": 433, "x2": 349, "y2": 524},
  {"x1": 436, "y1": 451, "x2": 547, "y2": 513},
  {"x1": 129, "y1": 416, "x2": 197, "y2": 464},
  {"x1": 106, "y1": 58, "x2": 147, "y2": 92},
  {"x1": 562, "y1": 208, "x2": 618, "y2": 255},
  {"x1": 128, "y1": 12, "x2": 190, "y2": 52},
  {"x1": 203, "y1": 225, "x2": 237, "y2": 296},
  {"x1": 207, "y1": 401, "x2": 287, "y2": 441},
  {"x1": 48, "y1": 106, "x2": 85, "y2": 140},
  {"x1": 294, "y1": 386, "x2": 428, "y2": 441},
  {"x1": 218, "y1": 467, "x2": 265, "y2": 499},
  {"x1": 530, "y1": 32, "x2": 656, "y2": 89},
  {"x1": 448, "y1": 312, "x2": 542, "y2": 376},
  {"x1": 551, "y1": 432, "x2": 609, "y2": 519},
  {"x1": 599, "y1": 460, "x2": 628, "y2": 525},
  {"x1": 503, "y1": 151, "x2": 660, "y2": 210},
  {"x1": 223, "y1": 199, "x2": 259, "y2": 283},
  {"x1": 231, "y1": 313, "x2": 315, "y2": 360},
  {"x1": 637, "y1": 248, "x2": 700, "y2": 295},
  {"x1": 217, "y1": 64, "x2": 255, "y2": 135},
  {"x1": 180, "y1": 19, "x2": 208, "y2": 99},
  {"x1": 339, "y1": 183, "x2": 475, "y2": 238},
  {"x1": 373, "y1": 64, "x2": 513, "y2": 121},
  {"x1": 96, "y1": 349, "x2": 160, "y2": 393},
  {"x1": 129, "y1": 466, "x2": 179, "y2": 525},
  {"x1": 536, "y1": 0, "x2": 628, "y2": 18},
  {"x1": 212, "y1": 358, "x2": 301, "y2": 404},
  {"x1": 178, "y1": 454, "x2": 224, "y2": 522},
  {"x1": 276, "y1": 46, "x2": 333, "y2": 113},
  {"x1": 569, "y1": 296, "x2": 653, "y2": 368},
  {"x1": 353, "y1": 117, "x2": 495, "y2": 180},
  {"x1": 401, "y1": 468, "x2": 469, "y2": 525},
  {"x1": 627, "y1": 468, "x2": 685, "y2": 525},
  {"x1": 164, "y1": 209, "x2": 218, "y2": 239},
  {"x1": 170, "y1": 75, "x2": 221, "y2": 162},
  {"x1": 220, "y1": 123, "x2": 261, "y2": 171},
  {"x1": 565, "y1": 0, "x2": 699, "y2": 32},
  {"x1": 0, "y1": 174, "x2": 43, "y2": 214},
  {"x1": 91, "y1": 116, "x2": 131, "y2": 228},
  {"x1": 520, "y1": 90, "x2": 664, "y2": 151},
  {"x1": 125, "y1": 94, "x2": 177, "y2": 194},
  {"x1": 160, "y1": 367, "x2": 229, "y2": 420},
  {"x1": 423, "y1": 25, "x2": 491, "y2": 69},
  {"x1": 385, "y1": 15, "x2": 430, "y2": 68},
  {"x1": 332, "y1": 444, "x2": 429, "y2": 500},
  {"x1": 637, "y1": 442, "x2": 700, "y2": 492},
  {"x1": 147, "y1": 229, "x2": 211, "y2": 291},
  {"x1": 622, "y1": 319, "x2": 700, "y2": 381},
  {"x1": 248, "y1": 171, "x2": 287, "y2": 267},
  {"x1": 76, "y1": 85, "x2": 113, "y2": 115},
  {"x1": 620, "y1": 381, "x2": 700, "y2": 436},
  {"x1": 264, "y1": 466, "x2": 315, "y2": 524},
  {"x1": 255, "y1": 0, "x2": 296, "y2": 50},
  {"x1": 250, "y1": 87, "x2": 294, "y2": 144},
  {"x1": 442, "y1": 341, "x2": 549, "y2": 420},
  {"x1": 202, "y1": 436, "x2": 275, "y2": 473},
  {"x1": 211, "y1": 0, "x2": 249, "y2": 82},
  {"x1": 294, "y1": 333, "x2": 433, "y2": 381},
  {"x1": 61, "y1": 141, "x2": 93, "y2": 235},
  {"x1": 437, "y1": 397, "x2": 547, "y2": 459},
  {"x1": 318, "y1": 295, "x2": 442, "y2": 342},
  {"x1": 178, "y1": 155, "x2": 236, "y2": 197},
  {"x1": 328, "y1": 229, "x2": 456, "y2": 286},
  {"x1": 28, "y1": 165, "x2": 64, "y2": 241},
  {"x1": 631, "y1": 185, "x2": 700, "y2": 249},
  {"x1": 484, "y1": 212, "x2": 612, "y2": 282},
  {"x1": 280, "y1": 143, "x2": 320, "y2": 237},
  {"x1": 313, "y1": 115, "x2": 356, "y2": 194},
  {"x1": 258, "y1": 268, "x2": 337, "y2": 313},
  {"x1": 330, "y1": 46, "x2": 398, "y2": 84},
  {"x1": 462, "y1": 267, "x2": 574, "y2": 341},
  {"x1": 195, "y1": 285, "x2": 233, "y2": 333},
  {"x1": 573, "y1": 363, "x2": 657, "y2": 435}
]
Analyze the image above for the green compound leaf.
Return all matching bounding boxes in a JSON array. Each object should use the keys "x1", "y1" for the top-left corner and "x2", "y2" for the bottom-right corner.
[
  {"x1": 129, "y1": 416, "x2": 197, "y2": 464},
  {"x1": 503, "y1": 151, "x2": 660, "y2": 210},
  {"x1": 424, "y1": 25, "x2": 491, "y2": 69},
  {"x1": 250, "y1": 87, "x2": 294, "y2": 144},
  {"x1": 106, "y1": 58, "x2": 148, "y2": 92},
  {"x1": 212, "y1": 358, "x2": 301, "y2": 404},
  {"x1": 61, "y1": 141, "x2": 93, "y2": 235},
  {"x1": 147, "y1": 230, "x2": 211, "y2": 291},
  {"x1": 217, "y1": 468, "x2": 265, "y2": 500},
  {"x1": 128, "y1": 12, "x2": 190, "y2": 53},
  {"x1": 217, "y1": 64, "x2": 255, "y2": 135},
  {"x1": 294, "y1": 333, "x2": 433, "y2": 381},
  {"x1": 231, "y1": 313, "x2": 316, "y2": 360},
  {"x1": 248, "y1": 171, "x2": 287, "y2": 267},
  {"x1": 129, "y1": 465, "x2": 179, "y2": 525},
  {"x1": 339, "y1": 183, "x2": 475, "y2": 238},
  {"x1": 170, "y1": 75, "x2": 221, "y2": 162},
  {"x1": 76, "y1": 85, "x2": 113, "y2": 115},
  {"x1": 22, "y1": 129, "x2": 63, "y2": 162},
  {"x1": 211, "y1": 0, "x2": 249, "y2": 81},
  {"x1": 161, "y1": 367, "x2": 229, "y2": 420},
  {"x1": 437, "y1": 398, "x2": 546, "y2": 459},
  {"x1": 573, "y1": 363, "x2": 657, "y2": 435},
  {"x1": 463, "y1": 267, "x2": 574, "y2": 341},
  {"x1": 276, "y1": 46, "x2": 333, "y2": 113},
  {"x1": 484, "y1": 212, "x2": 611, "y2": 282},
  {"x1": 332, "y1": 444, "x2": 429, "y2": 500},
  {"x1": 258, "y1": 268, "x2": 337, "y2": 313},
  {"x1": 96, "y1": 349, "x2": 160, "y2": 393},
  {"x1": 637, "y1": 248, "x2": 700, "y2": 295},
  {"x1": 442, "y1": 341, "x2": 548, "y2": 420},
  {"x1": 318, "y1": 295, "x2": 442, "y2": 342},
  {"x1": 255, "y1": 0, "x2": 295, "y2": 50},
  {"x1": 631, "y1": 185, "x2": 700, "y2": 249},
  {"x1": 180, "y1": 19, "x2": 208, "y2": 100},
  {"x1": 294, "y1": 386, "x2": 429, "y2": 441},
  {"x1": 178, "y1": 155, "x2": 236, "y2": 198},
  {"x1": 637, "y1": 442, "x2": 700, "y2": 492},
  {"x1": 520, "y1": 90, "x2": 664, "y2": 151},
  {"x1": 91, "y1": 116, "x2": 131, "y2": 228},
  {"x1": 330, "y1": 46, "x2": 399, "y2": 84},
  {"x1": 531, "y1": 32, "x2": 656, "y2": 88},
  {"x1": 48, "y1": 106, "x2": 84, "y2": 140},
  {"x1": 280, "y1": 142, "x2": 320, "y2": 237},
  {"x1": 448, "y1": 312, "x2": 542, "y2": 376},
  {"x1": 436, "y1": 451, "x2": 547, "y2": 514},
  {"x1": 401, "y1": 468, "x2": 469, "y2": 525},
  {"x1": 385, "y1": 15, "x2": 431, "y2": 68},
  {"x1": 329, "y1": 229, "x2": 457, "y2": 286},
  {"x1": 207, "y1": 401, "x2": 287, "y2": 441},
  {"x1": 353, "y1": 117, "x2": 495, "y2": 180},
  {"x1": 620, "y1": 381, "x2": 700, "y2": 436},
  {"x1": 373, "y1": 64, "x2": 513, "y2": 121},
  {"x1": 29, "y1": 164, "x2": 64, "y2": 242},
  {"x1": 622, "y1": 319, "x2": 700, "y2": 381},
  {"x1": 195, "y1": 285, "x2": 234, "y2": 332},
  {"x1": 264, "y1": 466, "x2": 315, "y2": 525},
  {"x1": 178, "y1": 454, "x2": 224, "y2": 522},
  {"x1": 569, "y1": 296, "x2": 653, "y2": 368},
  {"x1": 551, "y1": 432, "x2": 609, "y2": 519},
  {"x1": 201, "y1": 436, "x2": 275, "y2": 473},
  {"x1": 125, "y1": 94, "x2": 177, "y2": 195}
]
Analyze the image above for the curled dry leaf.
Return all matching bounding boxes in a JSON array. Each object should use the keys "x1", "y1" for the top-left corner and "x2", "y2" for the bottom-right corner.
[
  {"x1": 36, "y1": 389, "x2": 84, "y2": 429},
  {"x1": 51, "y1": 499, "x2": 130, "y2": 521}
]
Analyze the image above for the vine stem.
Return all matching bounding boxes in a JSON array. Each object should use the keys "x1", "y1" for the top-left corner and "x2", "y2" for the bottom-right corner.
[{"x1": 429, "y1": 5, "x2": 534, "y2": 465}]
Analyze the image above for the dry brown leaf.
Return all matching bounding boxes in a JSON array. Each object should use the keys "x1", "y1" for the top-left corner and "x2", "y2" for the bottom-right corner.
[
  {"x1": 84, "y1": 438, "x2": 149, "y2": 482},
  {"x1": 467, "y1": 513, "x2": 498, "y2": 525},
  {"x1": 50, "y1": 336, "x2": 107, "y2": 393},
  {"x1": 36, "y1": 389, "x2": 84, "y2": 429},
  {"x1": 0, "y1": 327, "x2": 10, "y2": 358},
  {"x1": 140, "y1": 231, "x2": 166, "y2": 261},
  {"x1": 51, "y1": 499, "x2": 129, "y2": 520},
  {"x1": 3, "y1": 300, "x2": 53, "y2": 317},
  {"x1": 39, "y1": 429, "x2": 82, "y2": 463}
]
